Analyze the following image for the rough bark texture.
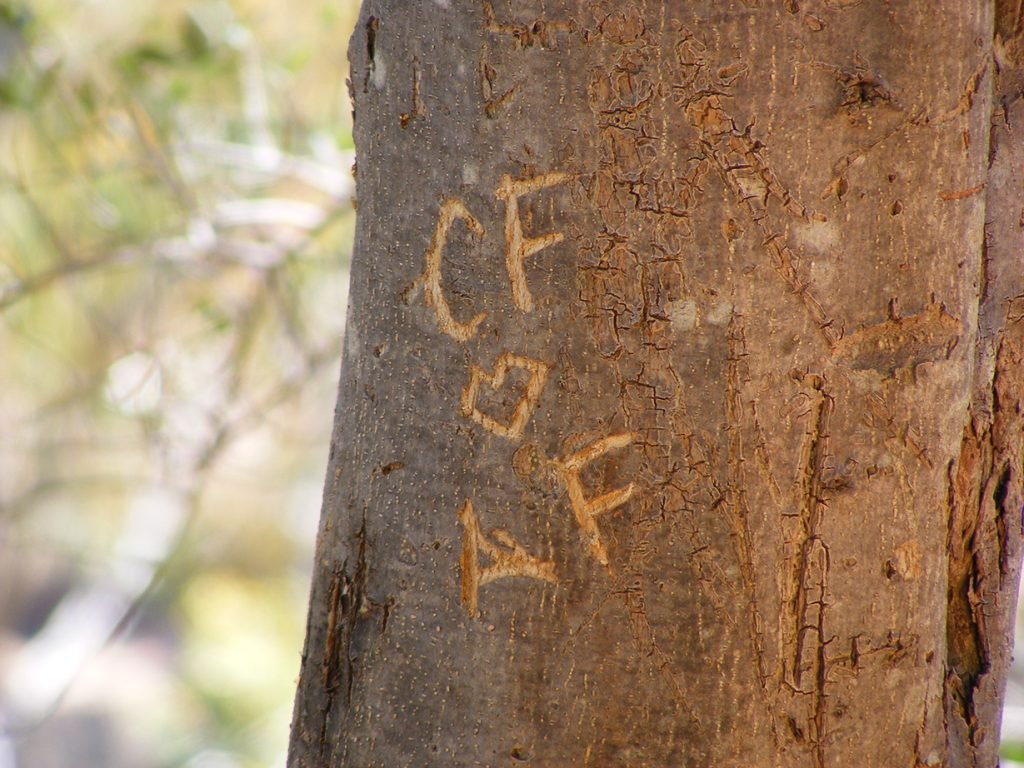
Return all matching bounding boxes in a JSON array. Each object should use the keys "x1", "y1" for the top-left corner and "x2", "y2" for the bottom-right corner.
[{"x1": 289, "y1": 3, "x2": 1024, "y2": 766}]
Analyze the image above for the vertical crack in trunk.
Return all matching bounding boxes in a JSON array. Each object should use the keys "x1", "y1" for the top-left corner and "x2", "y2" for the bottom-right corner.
[
  {"x1": 723, "y1": 316, "x2": 792, "y2": 751},
  {"x1": 313, "y1": 518, "x2": 368, "y2": 767},
  {"x1": 725, "y1": 317, "x2": 771, "y2": 697},
  {"x1": 784, "y1": 375, "x2": 833, "y2": 768}
]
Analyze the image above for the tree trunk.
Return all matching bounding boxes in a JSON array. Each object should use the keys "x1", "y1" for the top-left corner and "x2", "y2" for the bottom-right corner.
[{"x1": 288, "y1": 3, "x2": 1024, "y2": 766}]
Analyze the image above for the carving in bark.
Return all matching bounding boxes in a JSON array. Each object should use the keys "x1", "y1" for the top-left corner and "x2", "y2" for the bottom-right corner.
[{"x1": 289, "y1": 3, "x2": 1024, "y2": 766}]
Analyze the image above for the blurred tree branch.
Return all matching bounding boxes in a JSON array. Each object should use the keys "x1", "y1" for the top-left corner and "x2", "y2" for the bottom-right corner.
[{"x1": 0, "y1": 1, "x2": 359, "y2": 764}]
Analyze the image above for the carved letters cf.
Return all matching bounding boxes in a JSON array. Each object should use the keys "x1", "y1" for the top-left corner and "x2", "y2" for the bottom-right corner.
[
  {"x1": 413, "y1": 172, "x2": 568, "y2": 341},
  {"x1": 409, "y1": 171, "x2": 642, "y2": 618}
]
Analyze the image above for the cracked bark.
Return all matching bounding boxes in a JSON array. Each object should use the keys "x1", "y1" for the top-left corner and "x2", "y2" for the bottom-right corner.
[{"x1": 288, "y1": 3, "x2": 1024, "y2": 766}]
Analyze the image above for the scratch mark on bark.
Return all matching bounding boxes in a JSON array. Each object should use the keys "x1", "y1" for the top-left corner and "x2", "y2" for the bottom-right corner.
[
  {"x1": 315, "y1": 518, "x2": 367, "y2": 766},
  {"x1": 482, "y1": 2, "x2": 575, "y2": 49},
  {"x1": 864, "y1": 391, "x2": 934, "y2": 469},
  {"x1": 750, "y1": 400, "x2": 784, "y2": 511},
  {"x1": 784, "y1": 376, "x2": 833, "y2": 768},
  {"x1": 672, "y1": 27, "x2": 838, "y2": 350},
  {"x1": 724, "y1": 317, "x2": 771, "y2": 691},
  {"x1": 399, "y1": 58, "x2": 425, "y2": 128}
]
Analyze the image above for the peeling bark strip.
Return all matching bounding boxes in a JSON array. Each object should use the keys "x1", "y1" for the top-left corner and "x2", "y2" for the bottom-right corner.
[
  {"x1": 291, "y1": 519, "x2": 368, "y2": 767},
  {"x1": 289, "y1": 3, "x2": 1024, "y2": 767},
  {"x1": 945, "y1": 308, "x2": 1024, "y2": 762}
]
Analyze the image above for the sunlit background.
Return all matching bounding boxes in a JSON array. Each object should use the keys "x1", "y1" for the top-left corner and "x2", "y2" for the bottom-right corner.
[
  {"x1": 0, "y1": 0, "x2": 357, "y2": 765},
  {"x1": 1, "y1": 2, "x2": 1024, "y2": 766}
]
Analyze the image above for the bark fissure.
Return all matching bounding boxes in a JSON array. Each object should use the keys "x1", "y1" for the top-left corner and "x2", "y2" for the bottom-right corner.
[
  {"x1": 939, "y1": 2, "x2": 1024, "y2": 757},
  {"x1": 725, "y1": 317, "x2": 771, "y2": 695},
  {"x1": 785, "y1": 377, "x2": 834, "y2": 767},
  {"x1": 944, "y1": 314, "x2": 1024, "y2": 760},
  {"x1": 312, "y1": 519, "x2": 368, "y2": 767}
]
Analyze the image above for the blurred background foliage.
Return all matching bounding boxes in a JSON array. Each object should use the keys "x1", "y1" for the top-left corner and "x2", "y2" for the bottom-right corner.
[{"x1": 0, "y1": 0, "x2": 358, "y2": 765}]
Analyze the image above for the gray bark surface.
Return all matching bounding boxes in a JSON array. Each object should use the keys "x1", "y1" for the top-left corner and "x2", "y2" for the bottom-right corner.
[{"x1": 289, "y1": 3, "x2": 1024, "y2": 766}]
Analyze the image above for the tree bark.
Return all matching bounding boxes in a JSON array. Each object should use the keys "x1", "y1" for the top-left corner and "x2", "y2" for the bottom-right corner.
[{"x1": 288, "y1": 3, "x2": 1024, "y2": 766}]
